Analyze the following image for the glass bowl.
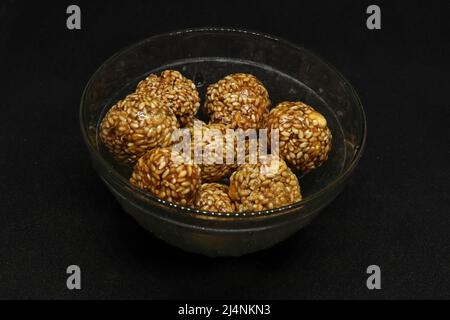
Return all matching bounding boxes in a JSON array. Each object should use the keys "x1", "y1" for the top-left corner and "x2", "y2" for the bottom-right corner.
[{"x1": 80, "y1": 28, "x2": 366, "y2": 257}]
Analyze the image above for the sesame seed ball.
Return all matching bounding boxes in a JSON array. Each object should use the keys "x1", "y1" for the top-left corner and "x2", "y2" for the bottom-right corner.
[
  {"x1": 100, "y1": 93, "x2": 178, "y2": 164},
  {"x1": 190, "y1": 123, "x2": 236, "y2": 182},
  {"x1": 129, "y1": 147, "x2": 201, "y2": 206},
  {"x1": 228, "y1": 155, "x2": 302, "y2": 212},
  {"x1": 267, "y1": 101, "x2": 332, "y2": 173},
  {"x1": 136, "y1": 70, "x2": 200, "y2": 126},
  {"x1": 182, "y1": 120, "x2": 261, "y2": 180},
  {"x1": 194, "y1": 183, "x2": 235, "y2": 213},
  {"x1": 234, "y1": 134, "x2": 262, "y2": 169},
  {"x1": 204, "y1": 73, "x2": 271, "y2": 130}
]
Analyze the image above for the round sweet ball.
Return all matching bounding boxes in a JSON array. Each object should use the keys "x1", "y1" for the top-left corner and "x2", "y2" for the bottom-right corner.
[
  {"x1": 234, "y1": 134, "x2": 261, "y2": 170},
  {"x1": 136, "y1": 70, "x2": 200, "y2": 126},
  {"x1": 189, "y1": 122, "x2": 235, "y2": 182},
  {"x1": 204, "y1": 73, "x2": 271, "y2": 130},
  {"x1": 129, "y1": 147, "x2": 201, "y2": 206},
  {"x1": 228, "y1": 155, "x2": 302, "y2": 212},
  {"x1": 267, "y1": 101, "x2": 332, "y2": 173},
  {"x1": 194, "y1": 183, "x2": 235, "y2": 213},
  {"x1": 100, "y1": 93, "x2": 178, "y2": 164}
]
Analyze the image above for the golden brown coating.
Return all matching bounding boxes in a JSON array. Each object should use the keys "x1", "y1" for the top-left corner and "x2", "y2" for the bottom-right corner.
[
  {"x1": 194, "y1": 183, "x2": 235, "y2": 213},
  {"x1": 129, "y1": 147, "x2": 201, "y2": 206},
  {"x1": 100, "y1": 93, "x2": 178, "y2": 164},
  {"x1": 267, "y1": 101, "x2": 332, "y2": 173},
  {"x1": 204, "y1": 73, "x2": 270, "y2": 130},
  {"x1": 228, "y1": 155, "x2": 302, "y2": 212},
  {"x1": 136, "y1": 70, "x2": 200, "y2": 126}
]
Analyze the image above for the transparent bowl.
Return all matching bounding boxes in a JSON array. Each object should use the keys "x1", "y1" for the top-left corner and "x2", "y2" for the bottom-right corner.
[{"x1": 80, "y1": 28, "x2": 366, "y2": 257}]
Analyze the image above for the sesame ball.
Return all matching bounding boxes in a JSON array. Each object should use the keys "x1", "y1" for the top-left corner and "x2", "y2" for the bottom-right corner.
[
  {"x1": 180, "y1": 119, "x2": 261, "y2": 180},
  {"x1": 194, "y1": 183, "x2": 235, "y2": 213},
  {"x1": 136, "y1": 70, "x2": 200, "y2": 126},
  {"x1": 234, "y1": 133, "x2": 262, "y2": 169},
  {"x1": 130, "y1": 147, "x2": 201, "y2": 206},
  {"x1": 204, "y1": 73, "x2": 271, "y2": 130},
  {"x1": 267, "y1": 101, "x2": 332, "y2": 173},
  {"x1": 229, "y1": 155, "x2": 302, "y2": 212},
  {"x1": 189, "y1": 122, "x2": 235, "y2": 182},
  {"x1": 100, "y1": 93, "x2": 178, "y2": 164}
]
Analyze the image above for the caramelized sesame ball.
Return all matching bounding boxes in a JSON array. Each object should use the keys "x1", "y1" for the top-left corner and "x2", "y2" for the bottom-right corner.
[
  {"x1": 100, "y1": 93, "x2": 178, "y2": 164},
  {"x1": 267, "y1": 102, "x2": 332, "y2": 173},
  {"x1": 204, "y1": 73, "x2": 270, "y2": 130},
  {"x1": 136, "y1": 70, "x2": 200, "y2": 126},
  {"x1": 181, "y1": 120, "x2": 262, "y2": 181},
  {"x1": 194, "y1": 183, "x2": 235, "y2": 213},
  {"x1": 189, "y1": 122, "x2": 236, "y2": 182},
  {"x1": 229, "y1": 155, "x2": 302, "y2": 212},
  {"x1": 129, "y1": 147, "x2": 201, "y2": 206}
]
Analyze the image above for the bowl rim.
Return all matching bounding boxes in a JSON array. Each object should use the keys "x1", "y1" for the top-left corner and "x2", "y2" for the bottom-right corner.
[{"x1": 80, "y1": 27, "x2": 367, "y2": 219}]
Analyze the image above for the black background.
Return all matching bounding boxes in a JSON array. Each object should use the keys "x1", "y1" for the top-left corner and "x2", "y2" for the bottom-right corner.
[{"x1": 0, "y1": 0, "x2": 449, "y2": 299}]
